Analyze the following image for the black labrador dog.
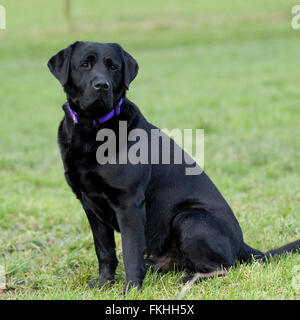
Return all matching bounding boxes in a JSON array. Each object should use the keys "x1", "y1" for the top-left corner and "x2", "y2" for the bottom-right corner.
[{"x1": 48, "y1": 41, "x2": 300, "y2": 293}]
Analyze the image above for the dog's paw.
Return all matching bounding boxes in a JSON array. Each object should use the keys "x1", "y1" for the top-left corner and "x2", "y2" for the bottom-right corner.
[
  {"x1": 88, "y1": 279, "x2": 99, "y2": 288},
  {"x1": 123, "y1": 280, "x2": 142, "y2": 295}
]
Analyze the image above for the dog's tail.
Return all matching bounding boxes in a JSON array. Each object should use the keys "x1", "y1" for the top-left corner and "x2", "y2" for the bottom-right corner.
[{"x1": 238, "y1": 239, "x2": 300, "y2": 263}]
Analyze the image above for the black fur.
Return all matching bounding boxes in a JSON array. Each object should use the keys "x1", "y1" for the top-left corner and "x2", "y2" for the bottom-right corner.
[{"x1": 47, "y1": 41, "x2": 300, "y2": 293}]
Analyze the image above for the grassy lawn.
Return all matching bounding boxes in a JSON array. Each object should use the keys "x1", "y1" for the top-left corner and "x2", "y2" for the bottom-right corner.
[{"x1": 0, "y1": 0, "x2": 299, "y2": 300}]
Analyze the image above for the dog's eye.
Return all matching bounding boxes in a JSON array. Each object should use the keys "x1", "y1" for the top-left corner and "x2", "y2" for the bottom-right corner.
[
  {"x1": 81, "y1": 62, "x2": 90, "y2": 69},
  {"x1": 109, "y1": 65, "x2": 117, "y2": 71},
  {"x1": 106, "y1": 58, "x2": 117, "y2": 71}
]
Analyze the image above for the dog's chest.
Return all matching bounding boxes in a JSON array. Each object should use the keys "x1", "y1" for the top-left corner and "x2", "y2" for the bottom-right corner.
[{"x1": 60, "y1": 128, "x2": 120, "y2": 230}]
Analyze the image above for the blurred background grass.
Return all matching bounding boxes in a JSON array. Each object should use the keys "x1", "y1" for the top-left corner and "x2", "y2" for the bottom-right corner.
[{"x1": 0, "y1": 0, "x2": 299, "y2": 299}]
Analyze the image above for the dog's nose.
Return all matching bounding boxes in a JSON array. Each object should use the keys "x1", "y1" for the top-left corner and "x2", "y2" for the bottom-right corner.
[{"x1": 92, "y1": 79, "x2": 110, "y2": 91}]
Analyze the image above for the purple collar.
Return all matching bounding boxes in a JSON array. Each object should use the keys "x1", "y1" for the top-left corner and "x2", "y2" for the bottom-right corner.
[{"x1": 67, "y1": 98, "x2": 123, "y2": 126}]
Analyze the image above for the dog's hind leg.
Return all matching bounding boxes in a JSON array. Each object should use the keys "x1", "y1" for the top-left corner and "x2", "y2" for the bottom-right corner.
[{"x1": 172, "y1": 211, "x2": 240, "y2": 279}]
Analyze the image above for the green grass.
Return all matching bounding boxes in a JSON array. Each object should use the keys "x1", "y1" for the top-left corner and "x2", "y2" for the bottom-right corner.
[{"x1": 0, "y1": 0, "x2": 299, "y2": 300}]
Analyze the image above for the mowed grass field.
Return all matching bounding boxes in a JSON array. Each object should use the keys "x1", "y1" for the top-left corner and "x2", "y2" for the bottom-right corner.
[{"x1": 0, "y1": 0, "x2": 299, "y2": 300}]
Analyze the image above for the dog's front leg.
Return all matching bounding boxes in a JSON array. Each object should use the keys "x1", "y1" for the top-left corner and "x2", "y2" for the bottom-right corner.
[
  {"x1": 84, "y1": 208, "x2": 118, "y2": 288},
  {"x1": 116, "y1": 200, "x2": 146, "y2": 294}
]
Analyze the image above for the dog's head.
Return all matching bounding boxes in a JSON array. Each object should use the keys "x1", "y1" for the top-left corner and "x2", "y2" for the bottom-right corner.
[{"x1": 47, "y1": 41, "x2": 138, "y2": 118}]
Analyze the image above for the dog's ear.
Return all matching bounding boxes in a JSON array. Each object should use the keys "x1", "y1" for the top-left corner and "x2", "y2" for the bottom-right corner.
[
  {"x1": 122, "y1": 48, "x2": 139, "y2": 90},
  {"x1": 47, "y1": 42, "x2": 78, "y2": 86},
  {"x1": 112, "y1": 44, "x2": 139, "y2": 90}
]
